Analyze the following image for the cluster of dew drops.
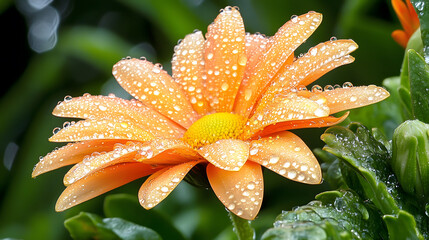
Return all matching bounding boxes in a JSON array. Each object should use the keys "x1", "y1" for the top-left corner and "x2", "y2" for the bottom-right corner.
[{"x1": 292, "y1": 81, "x2": 354, "y2": 93}]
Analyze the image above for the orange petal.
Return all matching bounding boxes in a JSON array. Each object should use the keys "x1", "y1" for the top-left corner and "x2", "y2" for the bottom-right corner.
[
  {"x1": 257, "y1": 40, "x2": 358, "y2": 112},
  {"x1": 138, "y1": 161, "x2": 202, "y2": 209},
  {"x1": 113, "y1": 58, "x2": 198, "y2": 128},
  {"x1": 234, "y1": 12, "x2": 322, "y2": 117},
  {"x1": 55, "y1": 162, "x2": 159, "y2": 211},
  {"x1": 316, "y1": 85, "x2": 390, "y2": 114},
  {"x1": 392, "y1": 29, "x2": 409, "y2": 48},
  {"x1": 254, "y1": 112, "x2": 349, "y2": 138},
  {"x1": 53, "y1": 95, "x2": 184, "y2": 138},
  {"x1": 172, "y1": 31, "x2": 211, "y2": 115},
  {"x1": 49, "y1": 119, "x2": 153, "y2": 142},
  {"x1": 392, "y1": 0, "x2": 415, "y2": 36},
  {"x1": 136, "y1": 138, "x2": 200, "y2": 165},
  {"x1": 207, "y1": 161, "x2": 263, "y2": 220},
  {"x1": 63, "y1": 142, "x2": 144, "y2": 185},
  {"x1": 204, "y1": 6, "x2": 246, "y2": 112},
  {"x1": 249, "y1": 131, "x2": 321, "y2": 184},
  {"x1": 243, "y1": 33, "x2": 270, "y2": 75},
  {"x1": 198, "y1": 139, "x2": 249, "y2": 171},
  {"x1": 32, "y1": 140, "x2": 126, "y2": 178},
  {"x1": 243, "y1": 93, "x2": 330, "y2": 138},
  {"x1": 406, "y1": 0, "x2": 420, "y2": 30}
]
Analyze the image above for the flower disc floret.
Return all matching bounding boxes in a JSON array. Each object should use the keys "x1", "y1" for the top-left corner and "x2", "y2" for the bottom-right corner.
[{"x1": 183, "y1": 112, "x2": 245, "y2": 148}]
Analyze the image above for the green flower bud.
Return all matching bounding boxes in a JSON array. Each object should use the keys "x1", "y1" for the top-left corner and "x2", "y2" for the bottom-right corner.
[{"x1": 391, "y1": 120, "x2": 429, "y2": 201}]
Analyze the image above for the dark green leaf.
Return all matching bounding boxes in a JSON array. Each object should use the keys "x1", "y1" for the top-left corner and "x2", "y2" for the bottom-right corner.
[
  {"x1": 64, "y1": 212, "x2": 119, "y2": 240},
  {"x1": 383, "y1": 210, "x2": 424, "y2": 240},
  {"x1": 411, "y1": 0, "x2": 429, "y2": 60},
  {"x1": 408, "y1": 49, "x2": 429, "y2": 123},
  {"x1": 64, "y1": 212, "x2": 161, "y2": 240},
  {"x1": 103, "y1": 194, "x2": 185, "y2": 240},
  {"x1": 228, "y1": 211, "x2": 255, "y2": 240},
  {"x1": 261, "y1": 190, "x2": 386, "y2": 240}
]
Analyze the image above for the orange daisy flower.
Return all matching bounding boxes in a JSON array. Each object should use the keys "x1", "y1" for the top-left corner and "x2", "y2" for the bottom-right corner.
[
  {"x1": 392, "y1": 0, "x2": 420, "y2": 48},
  {"x1": 32, "y1": 7, "x2": 389, "y2": 220}
]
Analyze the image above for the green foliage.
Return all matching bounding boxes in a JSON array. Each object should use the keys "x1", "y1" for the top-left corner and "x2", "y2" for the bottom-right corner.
[
  {"x1": 262, "y1": 190, "x2": 386, "y2": 240},
  {"x1": 103, "y1": 194, "x2": 186, "y2": 240},
  {"x1": 65, "y1": 212, "x2": 161, "y2": 240}
]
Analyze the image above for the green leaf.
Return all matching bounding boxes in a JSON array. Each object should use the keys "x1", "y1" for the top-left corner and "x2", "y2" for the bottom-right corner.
[
  {"x1": 261, "y1": 190, "x2": 386, "y2": 240},
  {"x1": 411, "y1": 0, "x2": 429, "y2": 60},
  {"x1": 384, "y1": 210, "x2": 424, "y2": 240},
  {"x1": 408, "y1": 49, "x2": 429, "y2": 123},
  {"x1": 64, "y1": 212, "x2": 161, "y2": 240},
  {"x1": 103, "y1": 194, "x2": 186, "y2": 240},
  {"x1": 321, "y1": 123, "x2": 401, "y2": 215},
  {"x1": 228, "y1": 211, "x2": 255, "y2": 240},
  {"x1": 320, "y1": 123, "x2": 424, "y2": 239}
]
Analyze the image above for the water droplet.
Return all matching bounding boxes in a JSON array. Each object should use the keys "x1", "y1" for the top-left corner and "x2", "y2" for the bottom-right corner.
[
  {"x1": 342, "y1": 82, "x2": 353, "y2": 88},
  {"x1": 330, "y1": 36, "x2": 337, "y2": 41},
  {"x1": 311, "y1": 85, "x2": 323, "y2": 92},
  {"x1": 324, "y1": 85, "x2": 334, "y2": 91},
  {"x1": 64, "y1": 95, "x2": 72, "y2": 101},
  {"x1": 139, "y1": 56, "x2": 147, "y2": 61},
  {"x1": 126, "y1": 56, "x2": 131, "y2": 60},
  {"x1": 52, "y1": 127, "x2": 61, "y2": 134}
]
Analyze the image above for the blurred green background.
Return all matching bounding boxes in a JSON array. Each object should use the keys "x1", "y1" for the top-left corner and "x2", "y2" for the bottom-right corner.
[{"x1": 0, "y1": 0, "x2": 405, "y2": 239}]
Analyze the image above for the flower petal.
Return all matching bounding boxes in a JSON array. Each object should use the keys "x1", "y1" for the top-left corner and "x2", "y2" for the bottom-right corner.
[
  {"x1": 198, "y1": 139, "x2": 249, "y2": 171},
  {"x1": 392, "y1": 0, "x2": 417, "y2": 36},
  {"x1": 56, "y1": 162, "x2": 159, "y2": 212},
  {"x1": 113, "y1": 58, "x2": 198, "y2": 128},
  {"x1": 255, "y1": 113, "x2": 349, "y2": 138},
  {"x1": 32, "y1": 140, "x2": 126, "y2": 178},
  {"x1": 138, "y1": 161, "x2": 202, "y2": 209},
  {"x1": 207, "y1": 161, "x2": 263, "y2": 220},
  {"x1": 243, "y1": 33, "x2": 269, "y2": 73},
  {"x1": 53, "y1": 95, "x2": 185, "y2": 138},
  {"x1": 249, "y1": 131, "x2": 321, "y2": 184},
  {"x1": 49, "y1": 119, "x2": 153, "y2": 142},
  {"x1": 172, "y1": 31, "x2": 211, "y2": 115},
  {"x1": 63, "y1": 142, "x2": 144, "y2": 185},
  {"x1": 313, "y1": 85, "x2": 390, "y2": 114},
  {"x1": 243, "y1": 93, "x2": 330, "y2": 138},
  {"x1": 257, "y1": 40, "x2": 358, "y2": 112},
  {"x1": 204, "y1": 6, "x2": 246, "y2": 112},
  {"x1": 392, "y1": 29, "x2": 408, "y2": 48},
  {"x1": 234, "y1": 12, "x2": 322, "y2": 117},
  {"x1": 136, "y1": 138, "x2": 199, "y2": 165}
]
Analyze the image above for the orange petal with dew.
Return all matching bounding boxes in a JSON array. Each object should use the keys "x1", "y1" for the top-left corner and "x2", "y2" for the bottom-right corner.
[
  {"x1": 53, "y1": 95, "x2": 184, "y2": 138},
  {"x1": 249, "y1": 131, "x2": 321, "y2": 184},
  {"x1": 258, "y1": 40, "x2": 358, "y2": 112},
  {"x1": 32, "y1": 140, "x2": 127, "y2": 178},
  {"x1": 138, "y1": 160, "x2": 202, "y2": 209},
  {"x1": 172, "y1": 31, "x2": 211, "y2": 115},
  {"x1": 64, "y1": 142, "x2": 144, "y2": 185},
  {"x1": 56, "y1": 162, "x2": 159, "y2": 211},
  {"x1": 392, "y1": 29, "x2": 409, "y2": 48},
  {"x1": 234, "y1": 12, "x2": 322, "y2": 117},
  {"x1": 136, "y1": 138, "x2": 199, "y2": 165},
  {"x1": 243, "y1": 93, "x2": 330, "y2": 138},
  {"x1": 315, "y1": 85, "x2": 390, "y2": 114},
  {"x1": 254, "y1": 112, "x2": 349, "y2": 138},
  {"x1": 204, "y1": 6, "x2": 246, "y2": 112},
  {"x1": 49, "y1": 119, "x2": 153, "y2": 143},
  {"x1": 198, "y1": 139, "x2": 249, "y2": 171},
  {"x1": 243, "y1": 33, "x2": 270, "y2": 75},
  {"x1": 207, "y1": 161, "x2": 263, "y2": 220},
  {"x1": 113, "y1": 58, "x2": 198, "y2": 128}
]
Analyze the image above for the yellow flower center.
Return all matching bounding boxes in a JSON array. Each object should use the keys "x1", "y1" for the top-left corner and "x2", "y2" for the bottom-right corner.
[{"x1": 183, "y1": 112, "x2": 246, "y2": 148}]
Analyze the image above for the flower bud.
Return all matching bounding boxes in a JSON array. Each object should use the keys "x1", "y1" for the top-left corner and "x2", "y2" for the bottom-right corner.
[{"x1": 391, "y1": 120, "x2": 429, "y2": 201}]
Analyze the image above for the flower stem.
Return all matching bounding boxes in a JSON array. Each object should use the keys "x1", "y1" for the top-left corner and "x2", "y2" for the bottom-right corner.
[{"x1": 228, "y1": 211, "x2": 255, "y2": 240}]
